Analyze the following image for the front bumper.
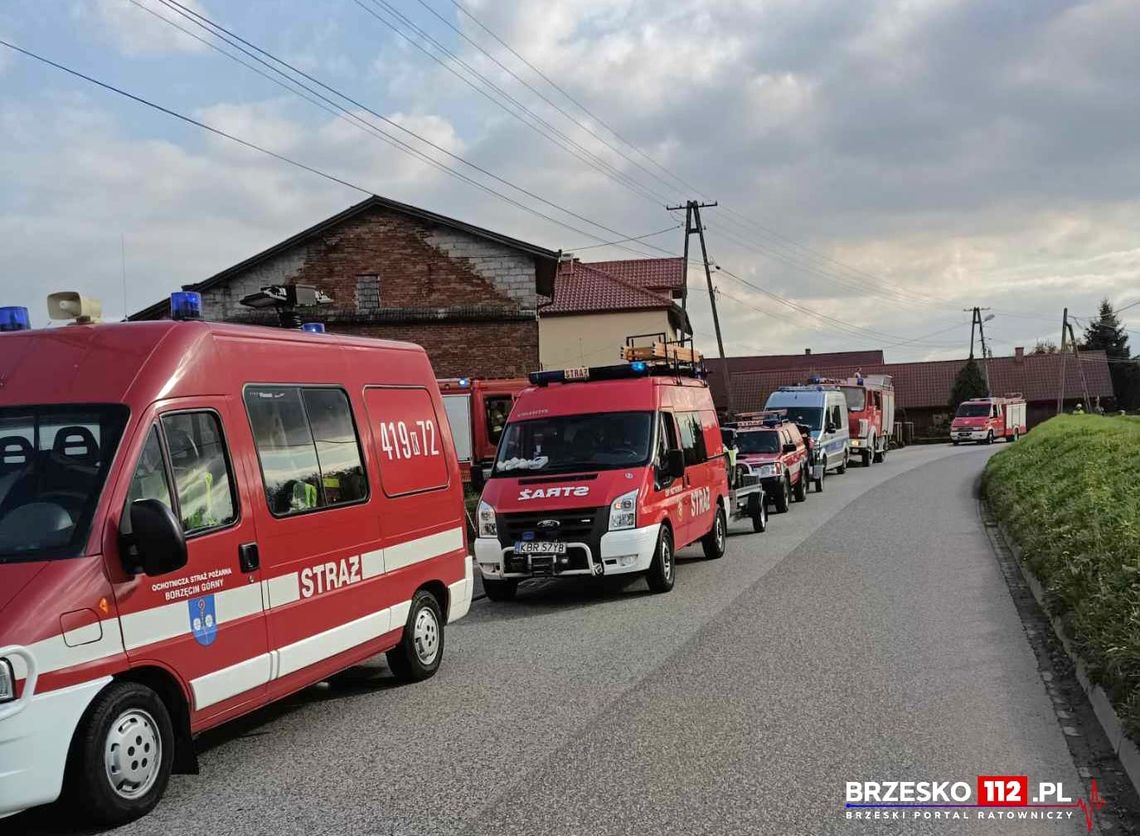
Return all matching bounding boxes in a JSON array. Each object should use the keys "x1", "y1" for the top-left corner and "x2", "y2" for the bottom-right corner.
[
  {"x1": 475, "y1": 523, "x2": 661, "y2": 579},
  {"x1": 0, "y1": 648, "x2": 109, "y2": 817},
  {"x1": 951, "y1": 428, "x2": 990, "y2": 441}
]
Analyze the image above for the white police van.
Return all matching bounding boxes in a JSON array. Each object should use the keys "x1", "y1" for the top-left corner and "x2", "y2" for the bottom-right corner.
[{"x1": 764, "y1": 383, "x2": 850, "y2": 476}]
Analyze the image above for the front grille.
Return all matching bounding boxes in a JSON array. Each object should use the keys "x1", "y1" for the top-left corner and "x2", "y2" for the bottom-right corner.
[{"x1": 499, "y1": 507, "x2": 603, "y2": 543}]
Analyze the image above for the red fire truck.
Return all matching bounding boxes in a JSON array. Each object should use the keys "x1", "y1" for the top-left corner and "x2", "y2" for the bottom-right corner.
[
  {"x1": 838, "y1": 374, "x2": 895, "y2": 466},
  {"x1": 472, "y1": 344, "x2": 730, "y2": 599},
  {"x1": 0, "y1": 293, "x2": 472, "y2": 825},
  {"x1": 950, "y1": 394, "x2": 1027, "y2": 444},
  {"x1": 437, "y1": 377, "x2": 529, "y2": 481}
]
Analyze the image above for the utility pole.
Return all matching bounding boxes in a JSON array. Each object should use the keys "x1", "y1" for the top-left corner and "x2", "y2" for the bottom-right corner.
[
  {"x1": 1056, "y1": 308, "x2": 1090, "y2": 414},
  {"x1": 667, "y1": 199, "x2": 735, "y2": 416},
  {"x1": 964, "y1": 307, "x2": 993, "y2": 395}
]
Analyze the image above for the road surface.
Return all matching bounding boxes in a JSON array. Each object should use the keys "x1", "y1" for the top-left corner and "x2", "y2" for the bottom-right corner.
[{"x1": 20, "y1": 444, "x2": 1099, "y2": 834}]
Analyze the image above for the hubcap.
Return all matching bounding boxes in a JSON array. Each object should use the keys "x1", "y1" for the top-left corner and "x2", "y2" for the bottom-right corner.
[
  {"x1": 104, "y1": 709, "x2": 161, "y2": 800},
  {"x1": 413, "y1": 606, "x2": 440, "y2": 665},
  {"x1": 716, "y1": 514, "x2": 725, "y2": 549},
  {"x1": 662, "y1": 539, "x2": 673, "y2": 581}
]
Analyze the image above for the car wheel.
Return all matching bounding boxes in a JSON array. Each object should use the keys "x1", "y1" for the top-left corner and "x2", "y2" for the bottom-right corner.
[
  {"x1": 1011, "y1": 429, "x2": 1020, "y2": 442},
  {"x1": 66, "y1": 681, "x2": 175, "y2": 827},
  {"x1": 646, "y1": 526, "x2": 675, "y2": 593},
  {"x1": 985, "y1": 431, "x2": 994, "y2": 445},
  {"x1": 751, "y1": 495, "x2": 768, "y2": 532},
  {"x1": 792, "y1": 467, "x2": 807, "y2": 502},
  {"x1": 862, "y1": 449, "x2": 872, "y2": 467},
  {"x1": 774, "y1": 475, "x2": 791, "y2": 513},
  {"x1": 952, "y1": 440, "x2": 960, "y2": 446},
  {"x1": 837, "y1": 451, "x2": 848, "y2": 474},
  {"x1": 482, "y1": 577, "x2": 518, "y2": 602},
  {"x1": 702, "y1": 505, "x2": 727, "y2": 559},
  {"x1": 386, "y1": 590, "x2": 444, "y2": 683},
  {"x1": 873, "y1": 442, "x2": 886, "y2": 463}
]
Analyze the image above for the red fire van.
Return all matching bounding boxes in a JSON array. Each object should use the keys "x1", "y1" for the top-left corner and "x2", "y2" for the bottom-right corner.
[
  {"x1": 437, "y1": 377, "x2": 528, "y2": 481},
  {"x1": 950, "y1": 394, "x2": 1027, "y2": 444},
  {"x1": 0, "y1": 295, "x2": 472, "y2": 824},
  {"x1": 472, "y1": 358, "x2": 730, "y2": 600}
]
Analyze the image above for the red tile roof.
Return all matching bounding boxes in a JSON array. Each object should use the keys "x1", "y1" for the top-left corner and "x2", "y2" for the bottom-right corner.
[
  {"x1": 705, "y1": 351, "x2": 885, "y2": 405},
  {"x1": 542, "y1": 262, "x2": 677, "y2": 315},
  {"x1": 717, "y1": 350, "x2": 1115, "y2": 412},
  {"x1": 576, "y1": 257, "x2": 685, "y2": 297}
]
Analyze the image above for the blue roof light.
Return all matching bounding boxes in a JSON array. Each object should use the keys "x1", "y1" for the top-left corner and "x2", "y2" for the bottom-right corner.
[
  {"x1": 301, "y1": 322, "x2": 326, "y2": 333},
  {"x1": 457, "y1": 377, "x2": 471, "y2": 387},
  {"x1": 630, "y1": 361, "x2": 648, "y2": 373},
  {"x1": 170, "y1": 291, "x2": 203, "y2": 321},
  {"x1": 0, "y1": 306, "x2": 31, "y2": 332}
]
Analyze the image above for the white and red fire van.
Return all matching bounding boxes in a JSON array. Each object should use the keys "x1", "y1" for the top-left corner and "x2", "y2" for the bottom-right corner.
[
  {"x1": 0, "y1": 294, "x2": 472, "y2": 825},
  {"x1": 838, "y1": 373, "x2": 895, "y2": 466},
  {"x1": 950, "y1": 394, "x2": 1027, "y2": 444},
  {"x1": 472, "y1": 357, "x2": 730, "y2": 599}
]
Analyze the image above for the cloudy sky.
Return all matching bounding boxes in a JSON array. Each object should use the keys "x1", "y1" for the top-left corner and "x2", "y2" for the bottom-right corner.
[{"x1": 2, "y1": 0, "x2": 1139, "y2": 360}]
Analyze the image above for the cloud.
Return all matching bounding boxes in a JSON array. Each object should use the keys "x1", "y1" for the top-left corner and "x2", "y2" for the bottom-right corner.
[{"x1": 77, "y1": 0, "x2": 211, "y2": 56}]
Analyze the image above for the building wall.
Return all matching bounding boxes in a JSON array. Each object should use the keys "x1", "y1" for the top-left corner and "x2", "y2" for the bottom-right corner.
[
  {"x1": 539, "y1": 310, "x2": 674, "y2": 369},
  {"x1": 193, "y1": 204, "x2": 541, "y2": 378}
]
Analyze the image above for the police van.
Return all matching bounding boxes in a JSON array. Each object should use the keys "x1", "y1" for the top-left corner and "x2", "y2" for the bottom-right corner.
[
  {"x1": 764, "y1": 382, "x2": 851, "y2": 476},
  {"x1": 472, "y1": 341, "x2": 730, "y2": 599},
  {"x1": 0, "y1": 294, "x2": 472, "y2": 825}
]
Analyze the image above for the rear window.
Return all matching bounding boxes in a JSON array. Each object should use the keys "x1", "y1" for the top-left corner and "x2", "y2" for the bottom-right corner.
[
  {"x1": 0, "y1": 404, "x2": 129, "y2": 561},
  {"x1": 364, "y1": 387, "x2": 450, "y2": 496}
]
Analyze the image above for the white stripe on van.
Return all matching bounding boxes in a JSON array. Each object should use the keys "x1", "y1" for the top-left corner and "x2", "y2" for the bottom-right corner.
[
  {"x1": 384, "y1": 527, "x2": 464, "y2": 574},
  {"x1": 191, "y1": 652, "x2": 273, "y2": 710},
  {"x1": 265, "y1": 572, "x2": 300, "y2": 609}
]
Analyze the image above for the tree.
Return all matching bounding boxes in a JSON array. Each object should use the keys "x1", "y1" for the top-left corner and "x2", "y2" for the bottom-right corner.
[
  {"x1": 1031, "y1": 340, "x2": 1058, "y2": 354},
  {"x1": 949, "y1": 357, "x2": 988, "y2": 410},
  {"x1": 1081, "y1": 298, "x2": 1140, "y2": 410}
]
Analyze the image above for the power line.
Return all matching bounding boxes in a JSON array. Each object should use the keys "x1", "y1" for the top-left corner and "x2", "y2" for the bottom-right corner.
[{"x1": 566, "y1": 225, "x2": 680, "y2": 252}]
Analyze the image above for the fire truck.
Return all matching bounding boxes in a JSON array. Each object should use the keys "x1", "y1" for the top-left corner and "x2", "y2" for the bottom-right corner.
[
  {"x1": 437, "y1": 377, "x2": 529, "y2": 481},
  {"x1": 950, "y1": 394, "x2": 1027, "y2": 444},
  {"x1": 838, "y1": 374, "x2": 895, "y2": 467}
]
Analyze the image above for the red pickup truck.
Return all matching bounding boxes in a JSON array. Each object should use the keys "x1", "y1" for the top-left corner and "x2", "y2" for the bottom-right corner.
[{"x1": 731, "y1": 413, "x2": 810, "y2": 513}]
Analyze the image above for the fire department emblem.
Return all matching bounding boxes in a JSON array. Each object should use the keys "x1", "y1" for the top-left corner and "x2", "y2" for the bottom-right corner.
[{"x1": 189, "y1": 594, "x2": 217, "y2": 647}]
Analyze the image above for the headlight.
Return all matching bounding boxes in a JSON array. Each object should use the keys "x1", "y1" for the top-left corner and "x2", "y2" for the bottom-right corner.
[
  {"x1": 477, "y1": 500, "x2": 497, "y2": 538},
  {"x1": 609, "y1": 489, "x2": 638, "y2": 531},
  {"x1": 758, "y1": 464, "x2": 781, "y2": 477},
  {"x1": 0, "y1": 657, "x2": 14, "y2": 703}
]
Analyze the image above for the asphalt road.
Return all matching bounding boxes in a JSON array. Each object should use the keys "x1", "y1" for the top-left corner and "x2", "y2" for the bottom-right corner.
[{"x1": 20, "y1": 443, "x2": 1098, "y2": 835}]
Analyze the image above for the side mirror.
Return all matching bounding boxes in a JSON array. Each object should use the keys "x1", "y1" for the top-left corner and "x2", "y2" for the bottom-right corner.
[
  {"x1": 782, "y1": 442, "x2": 797, "y2": 454},
  {"x1": 665, "y1": 449, "x2": 686, "y2": 479},
  {"x1": 121, "y1": 499, "x2": 187, "y2": 577},
  {"x1": 469, "y1": 465, "x2": 486, "y2": 491}
]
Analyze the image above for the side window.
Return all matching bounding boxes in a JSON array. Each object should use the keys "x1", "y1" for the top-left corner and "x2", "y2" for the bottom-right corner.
[
  {"x1": 127, "y1": 426, "x2": 173, "y2": 512},
  {"x1": 161, "y1": 412, "x2": 237, "y2": 534},
  {"x1": 485, "y1": 396, "x2": 512, "y2": 445},
  {"x1": 831, "y1": 404, "x2": 843, "y2": 431},
  {"x1": 677, "y1": 411, "x2": 707, "y2": 466},
  {"x1": 656, "y1": 411, "x2": 679, "y2": 464},
  {"x1": 244, "y1": 386, "x2": 368, "y2": 516}
]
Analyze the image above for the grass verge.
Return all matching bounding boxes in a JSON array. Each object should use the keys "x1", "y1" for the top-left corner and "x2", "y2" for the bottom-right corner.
[{"x1": 982, "y1": 414, "x2": 1140, "y2": 741}]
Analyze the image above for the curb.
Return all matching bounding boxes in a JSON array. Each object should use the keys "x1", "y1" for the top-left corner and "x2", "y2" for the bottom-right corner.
[{"x1": 991, "y1": 513, "x2": 1140, "y2": 799}]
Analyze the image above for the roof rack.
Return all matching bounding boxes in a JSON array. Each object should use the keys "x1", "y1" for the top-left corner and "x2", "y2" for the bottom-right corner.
[
  {"x1": 529, "y1": 332, "x2": 705, "y2": 387},
  {"x1": 731, "y1": 409, "x2": 789, "y2": 429}
]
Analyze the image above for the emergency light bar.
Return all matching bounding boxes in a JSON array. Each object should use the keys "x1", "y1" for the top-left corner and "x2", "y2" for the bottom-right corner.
[
  {"x1": 301, "y1": 322, "x2": 326, "y2": 333},
  {"x1": 170, "y1": 291, "x2": 203, "y2": 321},
  {"x1": 0, "y1": 306, "x2": 31, "y2": 332},
  {"x1": 529, "y1": 361, "x2": 651, "y2": 386}
]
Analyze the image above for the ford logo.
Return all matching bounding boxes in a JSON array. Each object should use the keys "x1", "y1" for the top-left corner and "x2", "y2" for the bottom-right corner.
[{"x1": 536, "y1": 519, "x2": 560, "y2": 531}]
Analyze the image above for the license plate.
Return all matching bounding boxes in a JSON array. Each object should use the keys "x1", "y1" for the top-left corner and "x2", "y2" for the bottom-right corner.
[{"x1": 514, "y1": 541, "x2": 567, "y2": 554}]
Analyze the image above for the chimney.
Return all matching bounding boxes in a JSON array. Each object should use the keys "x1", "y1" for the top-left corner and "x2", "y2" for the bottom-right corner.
[
  {"x1": 805, "y1": 348, "x2": 812, "y2": 356},
  {"x1": 1014, "y1": 346, "x2": 1024, "y2": 364}
]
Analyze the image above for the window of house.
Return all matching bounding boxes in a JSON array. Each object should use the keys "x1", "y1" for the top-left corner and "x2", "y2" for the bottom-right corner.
[
  {"x1": 355, "y1": 274, "x2": 380, "y2": 312},
  {"x1": 244, "y1": 386, "x2": 367, "y2": 516}
]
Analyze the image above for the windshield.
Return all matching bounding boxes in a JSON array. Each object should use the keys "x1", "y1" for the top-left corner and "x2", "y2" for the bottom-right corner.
[
  {"x1": 736, "y1": 430, "x2": 780, "y2": 454},
  {"x1": 772, "y1": 406, "x2": 823, "y2": 431},
  {"x1": 956, "y1": 403, "x2": 991, "y2": 417},
  {"x1": 0, "y1": 405, "x2": 129, "y2": 561},
  {"x1": 841, "y1": 387, "x2": 866, "y2": 412},
  {"x1": 492, "y1": 411, "x2": 653, "y2": 475}
]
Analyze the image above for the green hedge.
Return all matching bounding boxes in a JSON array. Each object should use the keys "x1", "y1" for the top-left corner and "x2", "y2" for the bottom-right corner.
[{"x1": 983, "y1": 415, "x2": 1140, "y2": 740}]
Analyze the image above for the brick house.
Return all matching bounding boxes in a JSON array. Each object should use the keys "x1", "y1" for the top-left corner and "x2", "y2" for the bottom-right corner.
[
  {"x1": 539, "y1": 257, "x2": 689, "y2": 368},
  {"x1": 130, "y1": 196, "x2": 560, "y2": 379},
  {"x1": 711, "y1": 347, "x2": 1115, "y2": 431}
]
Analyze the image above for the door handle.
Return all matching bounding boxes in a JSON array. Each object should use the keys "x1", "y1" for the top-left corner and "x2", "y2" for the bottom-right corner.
[{"x1": 238, "y1": 542, "x2": 260, "y2": 573}]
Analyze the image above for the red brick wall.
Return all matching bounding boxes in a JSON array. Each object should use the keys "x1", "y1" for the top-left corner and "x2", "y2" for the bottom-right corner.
[{"x1": 348, "y1": 320, "x2": 538, "y2": 379}]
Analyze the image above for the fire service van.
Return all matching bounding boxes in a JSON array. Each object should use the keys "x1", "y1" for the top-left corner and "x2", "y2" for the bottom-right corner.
[
  {"x1": 437, "y1": 376, "x2": 528, "y2": 481},
  {"x1": 0, "y1": 293, "x2": 472, "y2": 825},
  {"x1": 838, "y1": 374, "x2": 895, "y2": 467},
  {"x1": 950, "y1": 394, "x2": 1027, "y2": 444},
  {"x1": 473, "y1": 345, "x2": 730, "y2": 599},
  {"x1": 763, "y1": 383, "x2": 851, "y2": 476}
]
